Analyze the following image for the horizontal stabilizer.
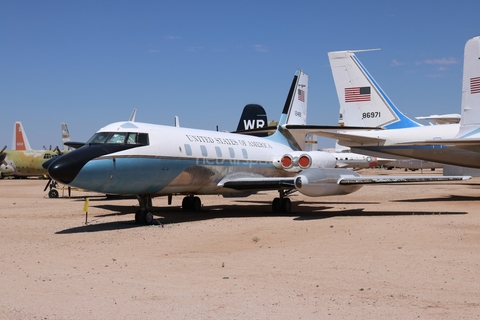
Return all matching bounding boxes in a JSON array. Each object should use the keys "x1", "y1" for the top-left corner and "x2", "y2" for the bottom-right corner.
[{"x1": 64, "y1": 141, "x2": 86, "y2": 149}]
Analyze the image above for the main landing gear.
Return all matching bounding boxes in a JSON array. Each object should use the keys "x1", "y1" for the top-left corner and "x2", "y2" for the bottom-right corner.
[
  {"x1": 182, "y1": 195, "x2": 202, "y2": 211},
  {"x1": 272, "y1": 189, "x2": 292, "y2": 213},
  {"x1": 135, "y1": 194, "x2": 154, "y2": 225}
]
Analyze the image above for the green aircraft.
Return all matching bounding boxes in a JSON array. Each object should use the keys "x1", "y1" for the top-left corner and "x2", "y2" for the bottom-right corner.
[
  {"x1": 0, "y1": 146, "x2": 65, "y2": 179},
  {"x1": 1, "y1": 121, "x2": 68, "y2": 179}
]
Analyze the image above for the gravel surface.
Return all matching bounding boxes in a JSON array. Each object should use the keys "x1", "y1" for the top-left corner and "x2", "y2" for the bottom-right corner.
[{"x1": 1, "y1": 168, "x2": 479, "y2": 319}]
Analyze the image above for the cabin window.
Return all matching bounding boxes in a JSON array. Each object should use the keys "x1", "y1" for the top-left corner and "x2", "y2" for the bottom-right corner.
[
  {"x1": 228, "y1": 148, "x2": 235, "y2": 158},
  {"x1": 126, "y1": 133, "x2": 137, "y2": 144},
  {"x1": 184, "y1": 144, "x2": 192, "y2": 156},
  {"x1": 86, "y1": 132, "x2": 149, "y2": 146},
  {"x1": 137, "y1": 133, "x2": 149, "y2": 145},
  {"x1": 107, "y1": 133, "x2": 127, "y2": 144},
  {"x1": 215, "y1": 146, "x2": 222, "y2": 157},
  {"x1": 242, "y1": 148, "x2": 248, "y2": 159},
  {"x1": 88, "y1": 132, "x2": 110, "y2": 143},
  {"x1": 200, "y1": 145, "x2": 208, "y2": 157},
  {"x1": 43, "y1": 153, "x2": 59, "y2": 160}
]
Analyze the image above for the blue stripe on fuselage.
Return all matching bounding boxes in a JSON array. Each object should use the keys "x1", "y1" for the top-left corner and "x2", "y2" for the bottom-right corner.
[
  {"x1": 351, "y1": 55, "x2": 421, "y2": 129},
  {"x1": 69, "y1": 156, "x2": 276, "y2": 195}
]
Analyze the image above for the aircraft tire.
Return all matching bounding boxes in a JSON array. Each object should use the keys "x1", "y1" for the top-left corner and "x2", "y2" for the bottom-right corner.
[
  {"x1": 48, "y1": 189, "x2": 59, "y2": 198},
  {"x1": 135, "y1": 211, "x2": 145, "y2": 224},
  {"x1": 182, "y1": 197, "x2": 192, "y2": 210},
  {"x1": 272, "y1": 198, "x2": 282, "y2": 212},
  {"x1": 192, "y1": 197, "x2": 201, "y2": 212},
  {"x1": 144, "y1": 211, "x2": 154, "y2": 224},
  {"x1": 282, "y1": 198, "x2": 292, "y2": 213}
]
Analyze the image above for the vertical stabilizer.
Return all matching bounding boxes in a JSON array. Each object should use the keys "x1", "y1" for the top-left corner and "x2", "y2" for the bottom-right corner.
[
  {"x1": 459, "y1": 36, "x2": 480, "y2": 131},
  {"x1": 268, "y1": 70, "x2": 308, "y2": 150},
  {"x1": 285, "y1": 70, "x2": 308, "y2": 125},
  {"x1": 277, "y1": 70, "x2": 308, "y2": 126},
  {"x1": 61, "y1": 123, "x2": 71, "y2": 150},
  {"x1": 236, "y1": 104, "x2": 268, "y2": 137},
  {"x1": 328, "y1": 50, "x2": 420, "y2": 129},
  {"x1": 12, "y1": 121, "x2": 31, "y2": 150}
]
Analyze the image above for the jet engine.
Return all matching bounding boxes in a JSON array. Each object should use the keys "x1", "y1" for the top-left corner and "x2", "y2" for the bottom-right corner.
[
  {"x1": 294, "y1": 168, "x2": 363, "y2": 197},
  {"x1": 274, "y1": 151, "x2": 337, "y2": 172}
]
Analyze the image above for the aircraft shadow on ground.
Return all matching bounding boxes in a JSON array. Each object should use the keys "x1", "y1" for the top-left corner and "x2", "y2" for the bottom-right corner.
[
  {"x1": 393, "y1": 195, "x2": 480, "y2": 203},
  {"x1": 55, "y1": 199, "x2": 467, "y2": 234}
]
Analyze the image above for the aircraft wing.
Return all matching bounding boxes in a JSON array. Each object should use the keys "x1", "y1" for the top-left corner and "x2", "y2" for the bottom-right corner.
[
  {"x1": 218, "y1": 173, "x2": 469, "y2": 191},
  {"x1": 415, "y1": 114, "x2": 461, "y2": 124},
  {"x1": 279, "y1": 125, "x2": 385, "y2": 145},
  {"x1": 219, "y1": 177, "x2": 296, "y2": 190},
  {"x1": 338, "y1": 175, "x2": 470, "y2": 185},
  {"x1": 397, "y1": 139, "x2": 480, "y2": 146},
  {"x1": 308, "y1": 130, "x2": 386, "y2": 145}
]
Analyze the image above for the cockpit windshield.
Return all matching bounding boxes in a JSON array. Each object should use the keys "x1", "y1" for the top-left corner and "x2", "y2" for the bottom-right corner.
[{"x1": 86, "y1": 132, "x2": 149, "y2": 145}]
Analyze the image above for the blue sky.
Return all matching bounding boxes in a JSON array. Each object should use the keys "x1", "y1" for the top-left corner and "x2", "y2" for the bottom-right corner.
[{"x1": 1, "y1": 1, "x2": 479, "y2": 149}]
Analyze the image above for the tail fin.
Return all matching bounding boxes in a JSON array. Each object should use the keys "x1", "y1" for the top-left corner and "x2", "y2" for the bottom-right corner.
[
  {"x1": 278, "y1": 70, "x2": 308, "y2": 126},
  {"x1": 61, "y1": 123, "x2": 71, "y2": 150},
  {"x1": 459, "y1": 36, "x2": 480, "y2": 133},
  {"x1": 12, "y1": 121, "x2": 31, "y2": 150},
  {"x1": 328, "y1": 50, "x2": 421, "y2": 129},
  {"x1": 268, "y1": 70, "x2": 308, "y2": 150},
  {"x1": 236, "y1": 104, "x2": 268, "y2": 137}
]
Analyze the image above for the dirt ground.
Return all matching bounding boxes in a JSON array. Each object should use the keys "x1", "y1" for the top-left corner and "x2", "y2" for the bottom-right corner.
[{"x1": 1, "y1": 168, "x2": 479, "y2": 319}]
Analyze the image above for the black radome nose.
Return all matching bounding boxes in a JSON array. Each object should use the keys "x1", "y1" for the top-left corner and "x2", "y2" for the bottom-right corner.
[{"x1": 47, "y1": 155, "x2": 81, "y2": 184}]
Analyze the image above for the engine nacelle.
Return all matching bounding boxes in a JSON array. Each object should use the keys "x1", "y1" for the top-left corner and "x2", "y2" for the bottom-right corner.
[
  {"x1": 297, "y1": 151, "x2": 337, "y2": 169},
  {"x1": 274, "y1": 151, "x2": 337, "y2": 172},
  {"x1": 294, "y1": 168, "x2": 363, "y2": 197}
]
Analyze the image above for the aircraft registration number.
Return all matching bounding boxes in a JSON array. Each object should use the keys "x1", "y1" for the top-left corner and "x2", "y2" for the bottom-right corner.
[{"x1": 362, "y1": 112, "x2": 381, "y2": 119}]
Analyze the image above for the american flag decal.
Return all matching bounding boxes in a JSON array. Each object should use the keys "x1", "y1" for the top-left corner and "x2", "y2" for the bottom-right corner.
[
  {"x1": 345, "y1": 86, "x2": 371, "y2": 102},
  {"x1": 471, "y1": 77, "x2": 480, "y2": 94},
  {"x1": 297, "y1": 89, "x2": 305, "y2": 102}
]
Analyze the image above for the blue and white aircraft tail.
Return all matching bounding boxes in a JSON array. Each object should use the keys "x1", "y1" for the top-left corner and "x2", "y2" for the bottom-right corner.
[
  {"x1": 456, "y1": 36, "x2": 480, "y2": 138},
  {"x1": 43, "y1": 70, "x2": 468, "y2": 224},
  {"x1": 315, "y1": 36, "x2": 480, "y2": 169},
  {"x1": 328, "y1": 49, "x2": 421, "y2": 129}
]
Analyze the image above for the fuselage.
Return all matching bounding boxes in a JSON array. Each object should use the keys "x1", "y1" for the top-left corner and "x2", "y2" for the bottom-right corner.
[
  {"x1": 0, "y1": 149, "x2": 63, "y2": 178},
  {"x1": 47, "y1": 121, "x2": 301, "y2": 195},
  {"x1": 340, "y1": 124, "x2": 459, "y2": 146},
  {"x1": 335, "y1": 124, "x2": 480, "y2": 168}
]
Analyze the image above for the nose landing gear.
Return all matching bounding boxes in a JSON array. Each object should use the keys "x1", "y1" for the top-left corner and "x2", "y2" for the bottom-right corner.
[{"x1": 135, "y1": 194, "x2": 154, "y2": 224}]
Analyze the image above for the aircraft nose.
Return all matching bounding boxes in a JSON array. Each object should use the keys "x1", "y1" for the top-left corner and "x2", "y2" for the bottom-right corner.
[
  {"x1": 47, "y1": 153, "x2": 85, "y2": 184},
  {"x1": 46, "y1": 144, "x2": 141, "y2": 185}
]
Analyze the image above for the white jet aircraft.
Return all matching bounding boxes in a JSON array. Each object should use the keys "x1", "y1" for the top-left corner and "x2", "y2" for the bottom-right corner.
[
  {"x1": 44, "y1": 70, "x2": 469, "y2": 224},
  {"x1": 313, "y1": 36, "x2": 480, "y2": 168}
]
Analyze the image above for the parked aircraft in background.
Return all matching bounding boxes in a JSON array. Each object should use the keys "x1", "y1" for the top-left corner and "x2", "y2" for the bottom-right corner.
[
  {"x1": 235, "y1": 104, "x2": 268, "y2": 137},
  {"x1": 238, "y1": 105, "x2": 381, "y2": 169},
  {"x1": 12, "y1": 121, "x2": 31, "y2": 151},
  {"x1": 1, "y1": 122, "x2": 67, "y2": 179},
  {"x1": 44, "y1": 70, "x2": 468, "y2": 224},
  {"x1": 313, "y1": 37, "x2": 480, "y2": 168}
]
